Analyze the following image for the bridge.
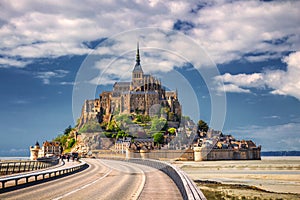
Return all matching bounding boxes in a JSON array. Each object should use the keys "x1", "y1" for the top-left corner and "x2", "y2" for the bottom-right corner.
[{"x1": 0, "y1": 158, "x2": 206, "y2": 200}]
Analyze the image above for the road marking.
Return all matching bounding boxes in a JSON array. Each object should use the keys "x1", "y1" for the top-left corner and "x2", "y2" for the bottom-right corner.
[
  {"x1": 52, "y1": 168, "x2": 112, "y2": 200},
  {"x1": 99, "y1": 159, "x2": 146, "y2": 200},
  {"x1": 131, "y1": 166, "x2": 146, "y2": 200}
]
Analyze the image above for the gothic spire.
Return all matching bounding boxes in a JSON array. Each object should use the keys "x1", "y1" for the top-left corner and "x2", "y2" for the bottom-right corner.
[
  {"x1": 133, "y1": 42, "x2": 143, "y2": 72},
  {"x1": 136, "y1": 42, "x2": 140, "y2": 65}
]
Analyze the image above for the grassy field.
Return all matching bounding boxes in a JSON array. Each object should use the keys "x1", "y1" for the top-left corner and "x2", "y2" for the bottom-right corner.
[{"x1": 173, "y1": 157, "x2": 300, "y2": 200}]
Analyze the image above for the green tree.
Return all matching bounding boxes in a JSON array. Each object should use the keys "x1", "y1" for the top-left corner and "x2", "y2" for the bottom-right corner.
[
  {"x1": 168, "y1": 127, "x2": 176, "y2": 135},
  {"x1": 64, "y1": 125, "x2": 73, "y2": 135},
  {"x1": 152, "y1": 132, "x2": 164, "y2": 145},
  {"x1": 114, "y1": 114, "x2": 132, "y2": 130},
  {"x1": 197, "y1": 120, "x2": 209, "y2": 132},
  {"x1": 53, "y1": 134, "x2": 68, "y2": 148},
  {"x1": 116, "y1": 130, "x2": 129, "y2": 139},
  {"x1": 107, "y1": 121, "x2": 119, "y2": 132},
  {"x1": 68, "y1": 138, "x2": 76, "y2": 148},
  {"x1": 150, "y1": 116, "x2": 167, "y2": 132}
]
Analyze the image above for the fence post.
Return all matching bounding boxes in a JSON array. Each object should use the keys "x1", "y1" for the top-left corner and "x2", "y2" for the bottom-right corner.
[
  {"x1": 11, "y1": 163, "x2": 15, "y2": 174},
  {"x1": 18, "y1": 162, "x2": 21, "y2": 173},
  {"x1": 23, "y1": 162, "x2": 26, "y2": 172},
  {"x1": 5, "y1": 163, "x2": 9, "y2": 175}
]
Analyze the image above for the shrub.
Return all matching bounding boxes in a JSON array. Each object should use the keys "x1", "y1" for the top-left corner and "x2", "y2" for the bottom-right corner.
[{"x1": 68, "y1": 138, "x2": 76, "y2": 148}]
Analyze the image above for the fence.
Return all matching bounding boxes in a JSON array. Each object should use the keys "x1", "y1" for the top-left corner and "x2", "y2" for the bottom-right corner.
[
  {"x1": 0, "y1": 160, "x2": 88, "y2": 190},
  {"x1": 0, "y1": 158, "x2": 59, "y2": 176}
]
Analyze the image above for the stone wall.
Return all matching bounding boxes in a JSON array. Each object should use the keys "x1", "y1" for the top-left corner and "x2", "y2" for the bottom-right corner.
[
  {"x1": 194, "y1": 147, "x2": 261, "y2": 161},
  {"x1": 126, "y1": 149, "x2": 194, "y2": 161},
  {"x1": 90, "y1": 147, "x2": 261, "y2": 161}
]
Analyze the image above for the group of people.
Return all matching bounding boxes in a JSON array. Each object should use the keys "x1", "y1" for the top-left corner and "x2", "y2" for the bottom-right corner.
[{"x1": 60, "y1": 153, "x2": 79, "y2": 162}]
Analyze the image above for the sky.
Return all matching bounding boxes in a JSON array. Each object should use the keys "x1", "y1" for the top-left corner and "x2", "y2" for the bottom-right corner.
[{"x1": 0, "y1": 0, "x2": 299, "y2": 156}]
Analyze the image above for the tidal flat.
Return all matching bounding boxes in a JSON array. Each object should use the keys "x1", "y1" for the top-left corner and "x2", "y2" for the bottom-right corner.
[{"x1": 173, "y1": 156, "x2": 300, "y2": 200}]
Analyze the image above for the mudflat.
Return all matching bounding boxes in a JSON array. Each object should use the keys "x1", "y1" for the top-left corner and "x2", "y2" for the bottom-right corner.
[{"x1": 173, "y1": 156, "x2": 300, "y2": 200}]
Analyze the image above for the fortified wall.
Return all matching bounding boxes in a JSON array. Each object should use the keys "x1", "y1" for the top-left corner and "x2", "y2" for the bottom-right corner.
[
  {"x1": 194, "y1": 147, "x2": 261, "y2": 161},
  {"x1": 91, "y1": 147, "x2": 261, "y2": 161}
]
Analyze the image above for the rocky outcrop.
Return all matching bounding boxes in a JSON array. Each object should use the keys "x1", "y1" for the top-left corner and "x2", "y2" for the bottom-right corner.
[{"x1": 72, "y1": 132, "x2": 114, "y2": 155}]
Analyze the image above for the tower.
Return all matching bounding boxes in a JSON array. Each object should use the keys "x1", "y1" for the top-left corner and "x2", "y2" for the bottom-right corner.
[
  {"x1": 132, "y1": 42, "x2": 144, "y2": 89},
  {"x1": 30, "y1": 141, "x2": 40, "y2": 160}
]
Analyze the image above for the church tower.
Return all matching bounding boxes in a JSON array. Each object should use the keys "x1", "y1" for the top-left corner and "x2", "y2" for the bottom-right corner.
[{"x1": 132, "y1": 42, "x2": 144, "y2": 89}]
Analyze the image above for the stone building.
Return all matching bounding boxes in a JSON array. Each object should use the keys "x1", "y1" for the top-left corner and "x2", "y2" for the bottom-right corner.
[
  {"x1": 194, "y1": 146, "x2": 261, "y2": 161},
  {"x1": 41, "y1": 141, "x2": 62, "y2": 157},
  {"x1": 78, "y1": 43, "x2": 181, "y2": 127},
  {"x1": 30, "y1": 141, "x2": 41, "y2": 160},
  {"x1": 30, "y1": 141, "x2": 62, "y2": 160}
]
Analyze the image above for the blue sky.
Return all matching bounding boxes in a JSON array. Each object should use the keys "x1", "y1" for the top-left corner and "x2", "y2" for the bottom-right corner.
[{"x1": 0, "y1": 0, "x2": 299, "y2": 156}]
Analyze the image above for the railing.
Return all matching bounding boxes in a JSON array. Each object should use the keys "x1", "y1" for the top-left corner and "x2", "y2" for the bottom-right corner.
[
  {"x1": 101, "y1": 157, "x2": 206, "y2": 200},
  {"x1": 0, "y1": 160, "x2": 88, "y2": 191},
  {"x1": 0, "y1": 158, "x2": 59, "y2": 176}
]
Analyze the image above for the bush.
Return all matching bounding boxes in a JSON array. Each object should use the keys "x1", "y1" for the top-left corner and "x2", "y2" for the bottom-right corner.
[
  {"x1": 168, "y1": 127, "x2": 176, "y2": 135},
  {"x1": 150, "y1": 116, "x2": 167, "y2": 132},
  {"x1": 68, "y1": 138, "x2": 76, "y2": 148},
  {"x1": 152, "y1": 132, "x2": 164, "y2": 144},
  {"x1": 53, "y1": 134, "x2": 68, "y2": 147}
]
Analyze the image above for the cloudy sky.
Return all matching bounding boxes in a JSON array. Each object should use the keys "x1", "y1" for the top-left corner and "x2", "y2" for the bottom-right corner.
[{"x1": 0, "y1": 0, "x2": 299, "y2": 156}]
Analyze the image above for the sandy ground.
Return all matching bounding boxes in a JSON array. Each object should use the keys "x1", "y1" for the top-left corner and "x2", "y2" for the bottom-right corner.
[{"x1": 173, "y1": 157, "x2": 300, "y2": 200}]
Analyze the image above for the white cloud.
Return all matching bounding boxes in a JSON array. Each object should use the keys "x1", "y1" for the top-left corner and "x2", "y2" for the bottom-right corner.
[
  {"x1": 218, "y1": 83, "x2": 251, "y2": 94},
  {"x1": 60, "y1": 81, "x2": 75, "y2": 85},
  {"x1": 216, "y1": 73, "x2": 265, "y2": 88},
  {"x1": 0, "y1": 0, "x2": 299, "y2": 67},
  {"x1": 214, "y1": 51, "x2": 300, "y2": 100},
  {"x1": 263, "y1": 115, "x2": 280, "y2": 120},
  {"x1": 12, "y1": 99, "x2": 30, "y2": 104},
  {"x1": 193, "y1": 1, "x2": 300, "y2": 63},
  {"x1": 35, "y1": 69, "x2": 69, "y2": 84},
  {"x1": 266, "y1": 51, "x2": 300, "y2": 99},
  {"x1": 0, "y1": 57, "x2": 30, "y2": 68}
]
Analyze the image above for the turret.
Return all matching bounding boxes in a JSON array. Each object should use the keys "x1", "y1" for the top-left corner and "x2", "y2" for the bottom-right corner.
[{"x1": 30, "y1": 141, "x2": 40, "y2": 160}]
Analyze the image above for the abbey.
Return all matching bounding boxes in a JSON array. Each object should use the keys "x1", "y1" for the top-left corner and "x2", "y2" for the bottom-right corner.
[{"x1": 79, "y1": 44, "x2": 182, "y2": 126}]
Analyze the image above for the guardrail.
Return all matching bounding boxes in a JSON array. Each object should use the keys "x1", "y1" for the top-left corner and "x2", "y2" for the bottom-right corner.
[
  {"x1": 101, "y1": 157, "x2": 206, "y2": 200},
  {"x1": 0, "y1": 158, "x2": 59, "y2": 175},
  {"x1": 0, "y1": 160, "x2": 88, "y2": 191}
]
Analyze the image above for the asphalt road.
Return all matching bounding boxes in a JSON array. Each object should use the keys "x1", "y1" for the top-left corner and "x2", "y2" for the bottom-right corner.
[{"x1": 0, "y1": 158, "x2": 182, "y2": 200}]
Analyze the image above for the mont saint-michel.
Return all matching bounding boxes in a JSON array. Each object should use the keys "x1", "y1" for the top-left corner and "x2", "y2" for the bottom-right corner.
[
  {"x1": 46, "y1": 43, "x2": 258, "y2": 162},
  {"x1": 78, "y1": 43, "x2": 181, "y2": 128},
  {"x1": 31, "y1": 44, "x2": 261, "y2": 162}
]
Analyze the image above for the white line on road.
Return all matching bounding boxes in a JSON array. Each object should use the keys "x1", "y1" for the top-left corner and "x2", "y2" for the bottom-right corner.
[
  {"x1": 98, "y1": 159, "x2": 146, "y2": 200},
  {"x1": 131, "y1": 166, "x2": 146, "y2": 200},
  {"x1": 52, "y1": 168, "x2": 112, "y2": 200}
]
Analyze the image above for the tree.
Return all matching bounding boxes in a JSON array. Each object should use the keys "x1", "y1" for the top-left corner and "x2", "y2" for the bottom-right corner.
[
  {"x1": 197, "y1": 120, "x2": 209, "y2": 132},
  {"x1": 64, "y1": 125, "x2": 73, "y2": 135},
  {"x1": 107, "y1": 121, "x2": 118, "y2": 132},
  {"x1": 168, "y1": 127, "x2": 176, "y2": 135},
  {"x1": 53, "y1": 134, "x2": 68, "y2": 148},
  {"x1": 150, "y1": 116, "x2": 167, "y2": 132},
  {"x1": 68, "y1": 138, "x2": 76, "y2": 148},
  {"x1": 116, "y1": 130, "x2": 129, "y2": 139},
  {"x1": 152, "y1": 132, "x2": 164, "y2": 145}
]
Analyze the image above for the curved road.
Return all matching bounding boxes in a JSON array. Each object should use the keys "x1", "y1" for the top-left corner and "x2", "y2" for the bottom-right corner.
[{"x1": 0, "y1": 159, "x2": 182, "y2": 200}]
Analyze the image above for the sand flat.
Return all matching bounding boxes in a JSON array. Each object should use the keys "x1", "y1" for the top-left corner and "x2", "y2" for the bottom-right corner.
[{"x1": 173, "y1": 156, "x2": 300, "y2": 194}]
